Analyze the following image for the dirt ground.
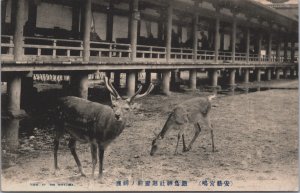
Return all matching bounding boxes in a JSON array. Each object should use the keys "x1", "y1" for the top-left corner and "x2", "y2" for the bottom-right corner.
[{"x1": 1, "y1": 80, "x2": 299, "y2": 191}]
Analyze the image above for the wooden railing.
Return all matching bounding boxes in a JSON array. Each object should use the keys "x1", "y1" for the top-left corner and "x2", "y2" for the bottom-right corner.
[
  {"x1": 23, "y1": 37, "x2": 83, "y2": 59},
  {"x1": 1, "y1": 35, "x2": 296, "y2": 65},
  {"x1": 136, "y1": 45, "x2": 166, "y2": 59},
  {"x1": 90, "y1": 41, "x2": 131, "y2": 58},
  {"x1": 197, "y1": 50, "x2": 215, "y2": 60},
  {"x1": 1, "y1": 35, "x2": 14, "y2": 55},
  {"x1": 170, "y1": 48, "x2": 193, "y2": 60}
]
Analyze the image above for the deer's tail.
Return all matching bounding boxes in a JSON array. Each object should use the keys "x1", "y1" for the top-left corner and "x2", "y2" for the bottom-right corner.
[{"x1": 208, "y1": 94, "x2": 216, "y2": 101}]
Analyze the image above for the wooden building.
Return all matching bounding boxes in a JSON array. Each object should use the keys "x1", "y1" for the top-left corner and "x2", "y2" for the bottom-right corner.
[{"x1": 1, "y1": 0, "x2": 298, "y2": 117}]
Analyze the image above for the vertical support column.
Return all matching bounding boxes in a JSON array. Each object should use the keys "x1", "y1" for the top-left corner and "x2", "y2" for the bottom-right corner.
[
  {"x1": 114, "y1": 72, "x2": 121, "y2": 88},
  {"x1": 209, "y1": 69, "x2": 218, "y2": 87},
  {"x1": 291, "y1": 40, "x2": 295, "y2": 63},
  {"x1": 13, "y1": 0, "x2": 25, "y2": 61},
  {"x1": 70, "y1": 72, "x2": 89, "y2": 99},
  {"x1": 283, "y1": 69, "x2": 288, "y2": 79},
  {"x1": 189, "y1": 70, "x2": 197, "y2": 90},
  {"x1": 275, "y1": 69, "x2": 281, "y2": 80},
  {"x1": 246, "y1": 28, "x2": 250, "y2": 63},
  {"x1": 126, "y1": 71, "x2": 136, "y2": 97},
  {"x1": 27, "y1": 0, "x2": 37, "y2": 36},
  {"x1": 7, "y1": 74, "x2": 22, "y2": 116},
  {"x1": 244, "y1": 69, "x2": 249, "y2": 83},
  {"x1": 229, "y1": 69, "x2": 236, "y2": 86},
  {"x1": 283, "y1": 38, "x2": 288, "y2": 62},
  {"x1": 193, "y1": 2, "x2": 199, "y2": 61},
  {"x1": 276, "y1": 37, "x2": 281, "y2": 62},
  {"x1": 83, "y1": 0, "x2": 92, "y2": 62},
  {"x1": 267, "y1": 34, "x2": 272, "y2": 62},
  {"x1": 162, "y1": 70, "x2": 171, "y2": 95},
  {"x1": 257, "y1": 33, "x2": 262, "y2": 62},
  {"x1": 255, "y1": 69, "x2": 261, "y2": 82},
  {"x1": 231, "y1": 13, "x2": 237, "y2": 63},
  {"x1": 166, "y1": 1, "x2": 173, "y2": 61},
  {"x1": 266, "y1": 69, "x2": 272, "y2": 81},
  {"x1": 145, "y1": 71, "x2": 151, "y2": 86},
  {"x1": 214, "y1": 6, "x2": 220, "y2": 63},
  {"x1": 130, "y1": 0, "x2": 139, "y2": 61}
]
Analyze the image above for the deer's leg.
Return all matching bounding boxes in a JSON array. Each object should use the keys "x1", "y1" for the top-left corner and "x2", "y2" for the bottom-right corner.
[
  {"x1": 91, "y1": 143, "x2": 97, "y2": 178},
  {"x1": 54, "y1": 124, "x2": 64, "y2": 175},
  {"x1": 98, "y1": 144, "x2": 105, "y2": 178},
  {"x1": 210, "y1": 123, "x2": 215, "y2": 152},
  {"x1": 174, "y1": 133, "x2": 181, "y2": 155},
  {"x1": 186, "y1": 123, "x2": 201, "y2": 151},
  {"x1": 68, "y1": 138, "x2": 86, "y2": 177},
  {"x1": 182, "y1": 134, "x2": 188, "y2": 152}
]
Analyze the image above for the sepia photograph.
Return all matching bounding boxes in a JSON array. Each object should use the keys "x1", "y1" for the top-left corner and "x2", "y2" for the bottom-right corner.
[{"x1": 1, "y1": 0, "x2": 299, "y2": 191}]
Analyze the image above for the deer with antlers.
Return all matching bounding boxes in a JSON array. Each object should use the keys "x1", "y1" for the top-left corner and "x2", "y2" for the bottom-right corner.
[
  {"x1": 150, "y1": 94, "x2": 216, "y2": 156},
  {"x1": 53, "y1": 77, "x2": 154, "y2": 178}
]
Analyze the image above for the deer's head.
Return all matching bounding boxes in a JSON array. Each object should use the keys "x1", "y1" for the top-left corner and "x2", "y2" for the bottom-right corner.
[
  {"x1": 104, "y1": 76, "x2": 154, "y2": 121},
  {"x1": 150, "y1": 132, "x2": 163, "y2": 156}
]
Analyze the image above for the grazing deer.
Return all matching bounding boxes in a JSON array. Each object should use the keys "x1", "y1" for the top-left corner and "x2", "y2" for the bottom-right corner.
[
  {"x1": 53, "y1": 77, "x2": 154, "y2": 178},
  {"x1": 150, "y1": 94, "x2": 216, "y2": 156}
]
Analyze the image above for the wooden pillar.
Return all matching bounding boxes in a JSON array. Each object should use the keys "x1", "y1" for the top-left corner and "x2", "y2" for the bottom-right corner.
[
  {"x1": 1, "y1": 0, "x2": 8, "y2": 29},
  {"x1": 209, "y1": 69, "x2": 218, "y2": 87},
  {"x1": 276, "y1": 37, "x2": 281, "y2": 62},
  {"x1": 189, "y1": 70, "x2": 197, "y2": 90},
  {"x1": 162, "y1": 70, "x2": 171, "y2": 95},
  {"x1": 130, "y1": 0, "x2": 139, "y2": 61},
  {"x1": 266, "y1": 69, "x2": 272, "y2": 81},
  {"x1": 257, "y1": 33, "x2": 262, "y2": 62},
  {"x1": 3, "y1": 118, "x2": 20, "y2": 151},
  {"x1": 214, "y1": 7, "x2": 220, "y2": 63},
  {"x1": 244, "y1": 69, "x2": 249, "y2": 83},
  {"x1": 231, "y1": 13, "x2": 237, "y2": 63},
  {"x1": 283, "y1": 38, "x2": 288, "y2": 62},
  {"x1": 275, "y1": 69, "x2": 281, "y2": 80},
  {"x1": 70, "y1": 72, "x2": 89, "y2": 99},
  {"x1": 126, "y1": 72, "x2": 136, "y2": 97},
  {"x1": 7, "y1": 74, "x2": 22, "y2": 116},
  {"x1": 229, "y1": 69, "x2": 236, "y2": 86},
  {"x1": 106, "y1": 0, "x2": 114, "y2": 42},
  {"x1": 291, "y1": 40, "x2": 295, "y2": 62},
  {"x1": 13, "y1": 0, "x2": 25, "y2": 61},
  {"x1": 246, "y1": 28, "x2": 250, "y2": 62},
  {"x1": 267, "y1": 34, "x2": 272, "y2": 62},
  {"x1": 83, "y1": 0, "x2": 92, "y2": 62},
  {"x1": 193, "y1": 2, "x2": 199, "y2": 61},
  {"x1": 256, "y1": 69, "x2": 261, "y2": 82},
  {"x1": 166, "y1": 1, "x2": 173, "y2": 61},
  {"x1": 145, "y1": 71, "x2": 151, "y2": 86}
]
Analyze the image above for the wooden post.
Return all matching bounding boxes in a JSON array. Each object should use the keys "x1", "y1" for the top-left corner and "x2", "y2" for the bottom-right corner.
[
  {"x1": 267, "y1": 34, "x2": 272, "y2": 62},
  {"x1": 27, "y1": 0, "x2": 37, "y2": 36},
  {"x1": 83, "y1": 0, "x2": 91, "y2": 62},
  {"x1": 13, "y1": 0, "x2": 25, "y2": 61},
  {"x1": 231, "y1": 13, "x2": 237, "y2": 63},
  {"x1": 209, "y1": 69, "x2": 218, "y2": 87},
  {"x1": 127, "y1": 72, "x2": 136, "y2": 97},
  {"x1": 193, "y1": 2, "x2": 199, "y2": 61},
  {"x1": 283, "y1": 38, "x2": 288, "y2": 62},
  {"x1": 229, "y1": 69, "x2": 236, "y2": 86},
  {"x1": 266, "y1": 69, "x2": 272, "y2": 81},
  {"x1": 276, "y1": 36, "x2": 281, "y2": 62},
  {"x1": 244, "y1": 69, "x2": 249, "y2": 83},
  {"x1": 72, "y1": 0, "x2": 80, "y2": 37},
  {"x1": 256, "y1": 69, "x2": 261, "y2": 82},
  {"x1": 130, "y1": 0, "x2": 139, "y2": 61},
  {"x1": 162, "y1": 70, "x2": 171, "y2": 95},
  {"x1": 214, "y1": 6, "x2": 220, "y2": 63},
  {"x1": 189, "y1": 70, "x2": 197, "y2": 90},
  {"x1": 166, "y1": 1, "x2": 173, "y2": 61},
  {"x1": 7, "y1": 74, "x2": 22, "y2": 115},
  {"x1": 258, "y1": 33, "x2": 262, "y2": 62},
  {"x1": 246, "y1": 28, "x2": 250, "y2": 63},
  {"x1": 291, "y1": 40, "x2": 295, "y2": 63}
]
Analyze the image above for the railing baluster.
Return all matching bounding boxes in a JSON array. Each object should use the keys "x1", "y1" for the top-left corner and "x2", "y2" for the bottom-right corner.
[
  {"x1": 9, "y1": 37, "x2": 13, "y2": 54},
  {"x1": 53, "y1": 40, "x2": 57, "y2": 57}
]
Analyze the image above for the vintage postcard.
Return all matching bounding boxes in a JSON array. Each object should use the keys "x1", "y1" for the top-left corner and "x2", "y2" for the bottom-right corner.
[{"x1": 1, "y1": 0, "x2": 298, "y2": 191}]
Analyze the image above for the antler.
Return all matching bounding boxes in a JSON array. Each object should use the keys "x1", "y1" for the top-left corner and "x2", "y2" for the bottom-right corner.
[
  {"x1": 104, "y1": 76, "x2": 121, "y2": 99},
  {"x1": 127, "y1": 83, "x2": 155, "y2": 103}
]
